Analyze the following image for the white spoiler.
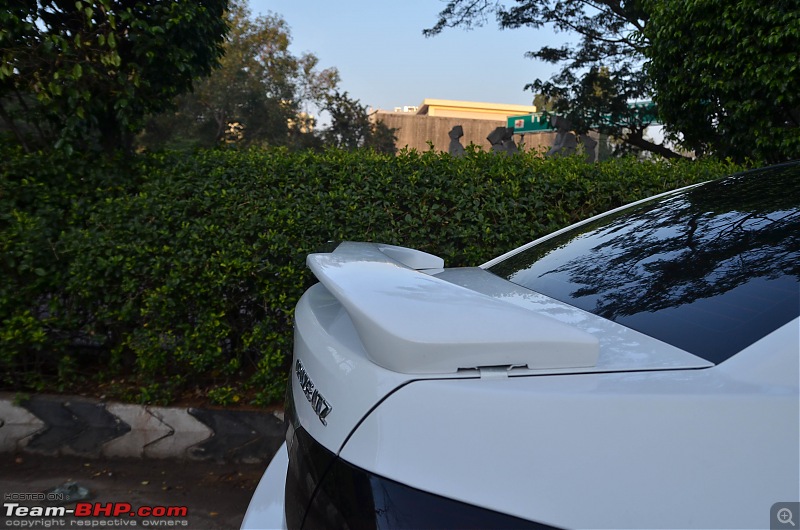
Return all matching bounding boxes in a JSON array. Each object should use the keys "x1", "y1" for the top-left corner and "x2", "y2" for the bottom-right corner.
[{"x1": 307, "y1": 242, "x2": 599, "y2": 374}]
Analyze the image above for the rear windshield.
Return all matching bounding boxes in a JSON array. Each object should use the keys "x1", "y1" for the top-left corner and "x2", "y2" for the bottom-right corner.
[{"x1": 487, "y1": 163, "x2": 800, "y2": 364}]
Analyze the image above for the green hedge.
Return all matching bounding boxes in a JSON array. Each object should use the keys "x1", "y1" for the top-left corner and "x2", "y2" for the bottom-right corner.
[
  {"x1": 1, "y1": 149, "x2": 142, "y2": 394},
  {"x1": 0, "y1": 146, "x2": 743, "y2": 405}
]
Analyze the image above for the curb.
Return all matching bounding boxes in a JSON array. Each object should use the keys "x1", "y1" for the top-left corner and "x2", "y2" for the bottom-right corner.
[{"x1": 0, "y1": 393, "x2": 284, "y2": 464}]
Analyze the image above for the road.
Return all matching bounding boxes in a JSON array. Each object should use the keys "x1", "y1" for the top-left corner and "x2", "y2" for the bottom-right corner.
[{"x1": 0, "y1": 453, "x2": 266, "y2": 530}]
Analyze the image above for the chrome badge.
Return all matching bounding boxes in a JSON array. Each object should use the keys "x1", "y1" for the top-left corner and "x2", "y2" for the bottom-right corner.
[{"x1": 295, "y1": 359, "x2": 333, "y2": 425}]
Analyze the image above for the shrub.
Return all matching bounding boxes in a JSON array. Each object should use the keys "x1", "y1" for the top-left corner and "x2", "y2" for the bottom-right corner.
[
  {"x1": 1, "y1": 146, "x2": 743, "y2": 404},
  {"x1": 0, "y1": 146, "x2": 140, "y2": 390}
]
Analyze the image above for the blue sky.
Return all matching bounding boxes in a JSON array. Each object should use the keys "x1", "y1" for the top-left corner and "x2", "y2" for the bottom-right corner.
[{"x1": 248, "y1": 0, "x2": 565, "y2": 112}]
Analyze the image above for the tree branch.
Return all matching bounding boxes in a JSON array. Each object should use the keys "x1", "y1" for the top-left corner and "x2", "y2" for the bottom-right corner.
[
  {"x1": 423, "y1": 0, "x2": 497, "y2": 36},
  {"x1": 622, "y1": 128, "x2": 690, "y2": 160}
]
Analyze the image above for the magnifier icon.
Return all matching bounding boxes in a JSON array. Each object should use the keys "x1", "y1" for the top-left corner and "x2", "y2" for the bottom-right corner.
[{"x1": 778, "y1": 507, "x2": 796, "y2": 527}]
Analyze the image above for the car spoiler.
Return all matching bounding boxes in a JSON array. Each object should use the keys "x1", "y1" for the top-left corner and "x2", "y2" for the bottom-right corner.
[{"x1": 306, "y1": 242, "x2": 599, "y2": 374}]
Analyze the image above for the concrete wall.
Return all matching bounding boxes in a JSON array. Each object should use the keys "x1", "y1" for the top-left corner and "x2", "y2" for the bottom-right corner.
[{"x1": 376, "y1": 112, "x2": 558, "y2": 154}]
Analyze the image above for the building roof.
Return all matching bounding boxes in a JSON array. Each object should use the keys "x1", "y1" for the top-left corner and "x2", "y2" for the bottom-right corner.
[{"x1": 416, "y1": 98, "x2": 536, "y2": 116}]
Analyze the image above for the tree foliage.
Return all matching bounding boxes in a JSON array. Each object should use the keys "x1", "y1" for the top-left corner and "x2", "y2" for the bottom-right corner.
[
  {"x1": 0, "y1": 0, "x2": 229, "y2": 153},
  {"x1": 644, "y1": 0, "x2": 800, "y2": 163},
  {"x1": 425, "y1": 0, "x2": 677, "y2": 158},
  {"x1": 139, "y1": 1, "x2": 340, "y2": 150},
  {"x1": 425, "y1": 0, "x2": 800, "y2": 162},
  {"x1": 322, "y1": 90, "x2": 397, "y2": 154}
]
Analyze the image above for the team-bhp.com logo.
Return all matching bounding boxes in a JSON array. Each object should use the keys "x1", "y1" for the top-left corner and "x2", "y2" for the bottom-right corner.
[{"x1": 4, "y1": 501, "x2": 189, "y2": 526}]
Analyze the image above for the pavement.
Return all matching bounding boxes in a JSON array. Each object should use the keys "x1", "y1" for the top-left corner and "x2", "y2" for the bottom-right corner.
[
  {"x1": 0, "y1": 393, "x2": 286, "y2": 530},
  {"x1": 0, "y1": 452, "x2": 263, "y2": 529},
  {"x1": 0, "y1": 394, "x2": 285, "y2": 464}
]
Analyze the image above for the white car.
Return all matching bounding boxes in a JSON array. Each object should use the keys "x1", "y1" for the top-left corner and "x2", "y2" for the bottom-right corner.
[{"x1": 243, "y1": 163, "x2": 800, "y2": 529}]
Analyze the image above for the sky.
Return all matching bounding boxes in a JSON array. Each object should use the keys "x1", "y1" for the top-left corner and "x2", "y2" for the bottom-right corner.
[{"x1": 248, "y1": 0, "x2": 565, "y2": 114}]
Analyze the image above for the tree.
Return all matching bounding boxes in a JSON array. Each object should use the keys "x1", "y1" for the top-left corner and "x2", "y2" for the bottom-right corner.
[
  {"x1": 139, "y1": 2, "x2": 340, "y2": 150},
  {"x1": 425, "y1": 0, "x2": 681, "y2": 158},
  {"x1": 322, "y1": 90, "x2": 397, "y2": 154},
  {"x1": 644, "y1": 0, "x2": 800, "y2": 163},
  {"x1": 426, "y1": 0, "x2": 800, "y2": 162},
  {"x1": 0, "y1": 0, "x2": 229, "y2": 153}
]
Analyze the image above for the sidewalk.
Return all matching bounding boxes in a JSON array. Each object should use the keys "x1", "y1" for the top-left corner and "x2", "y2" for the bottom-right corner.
[{"x1": 0, "y1": 393, "x2": 285, "y2": 464}]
